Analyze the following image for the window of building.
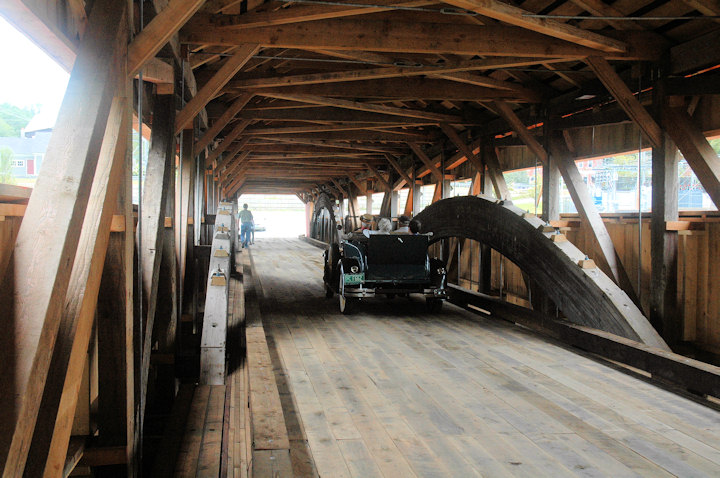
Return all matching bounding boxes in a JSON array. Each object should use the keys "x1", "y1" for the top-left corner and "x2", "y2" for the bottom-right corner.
[{"x1": 12, "y1": 159, "x2": 25, "y2": 168}]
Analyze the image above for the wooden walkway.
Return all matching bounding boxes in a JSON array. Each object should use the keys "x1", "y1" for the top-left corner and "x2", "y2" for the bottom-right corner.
[{"x1": 250, "y1": 238, "x2": 720, "y2": 477}]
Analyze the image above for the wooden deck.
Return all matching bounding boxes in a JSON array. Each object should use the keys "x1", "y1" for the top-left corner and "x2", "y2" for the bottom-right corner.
[{"x1": 249, "y1": 238, "x2": 720, "y2": 478}]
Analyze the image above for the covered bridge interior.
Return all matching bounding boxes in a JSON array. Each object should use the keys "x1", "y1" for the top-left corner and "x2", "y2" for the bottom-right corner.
[{"x1": 1, "y1": 0, "x2": 720, "y2": 476}]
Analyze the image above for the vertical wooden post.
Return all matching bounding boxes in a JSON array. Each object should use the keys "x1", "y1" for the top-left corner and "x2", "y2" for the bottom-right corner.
[
  {"x1": 651, "y1": 80, "x2": 680, "y2": 342},
  {"x1": 542, "y1": 156, "x2": 561, "y2": 222},
  {"x1": 412, "y1": 180, "x2": 421, "y2": 215},
  {"x1": 177, "y1": 132, "x2": 194, "y2": 315},
  {"x1": 153, "y1": 172, "x2": 179, "y2": 404},
  {"x1": 138, "y1": 93, "x2": 176, "y2": 427},
  {"x1": 442, "y1": 178, "x2": 453, "y2": 199},
  {"x1": 348, "y1": 188, "x2": 359, "y2": 230},
  {"x1": 479, "y1": 244, "x2": 492, "y2": 294},
  {"x1": 483, "y1": 142, "x2": 510, "y2": 200},
  {"x1": 95, "y1": 101, "x2": 136, "y2": 477},
  {"x1": 542, "y1": 121, "x2": 561, "y2": 222}
]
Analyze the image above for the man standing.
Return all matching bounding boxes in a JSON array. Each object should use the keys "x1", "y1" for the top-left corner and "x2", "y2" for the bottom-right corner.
[{"x1": 238, "y1": 203, "x2": 254, "y2": 248}]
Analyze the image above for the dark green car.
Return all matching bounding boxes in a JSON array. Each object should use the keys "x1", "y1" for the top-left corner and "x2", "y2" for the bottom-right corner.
[{"x1": 323, "y1": 234, "x2": 447, "y2": 314}]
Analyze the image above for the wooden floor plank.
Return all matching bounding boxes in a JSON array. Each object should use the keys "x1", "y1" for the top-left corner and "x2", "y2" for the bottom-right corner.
[
  {"x1": 248, "y1": 238, "x2": 720, "y2": 478},
  {"x1": 174, "y1": 386, "x2": 211, "y2": 478},
  {"x1": 151, "y1": 384, "x2": 196, "y2": 477},
  {"x1": 196, "y1": 385, "x2": 226, "y2": 478}
]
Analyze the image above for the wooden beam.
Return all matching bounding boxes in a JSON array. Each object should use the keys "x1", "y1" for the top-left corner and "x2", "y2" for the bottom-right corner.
[
  {"x1": 225, "y1": 174, "x2": 247, "y2": 198},
  {"x1": 568, "y1": 0, "x2": 644, "y2": 30},
  {"x1": 255, "y1": 130, "x2": 432, "y2": 143},
  {"x1": 670, "y1": 28, "x2": 720, "y2": 74},
  {"x1": 432, "y1": 72, "x2": 542, "y2": 101},
  {"x1": 219, "y1": 151, "x2": 250, "y2": 181},
  {"x1": 256, "y1": 92, "x2": 461, "y2": 123},
  {"x1": 331, "y1": 178, "x2": 348, "y2": 197},
  {"x1": 206, "y1": 120, "x2": 252, "y2": 168},
  {"x1": 238, "y1": 77, "x2": 540, "y2": 102},
  {"x1": 127, "y1": 0, "x2": 206, "y2": 77},
  {"x1": 364, "y1": 163, "x2": 392, "y2": 192},
  {"x1": 230, "y1": 57, "x2": 564, "y2": 90},
  {"x1": 238, "y1": 107, "x2": 450, "y2": 125},
  {"x1": 152, "y1": 168, "x2": 179, "y2": 402},
  {"x1": 442, "y1": 0, "x2": 626, "y2": 53},
  {"x1": 407, "y1": 142, "x2": 443, "y2": 182},
  {"x1": 241, "y1": 143, "x2": 389, "y2": 155},
  {"x1": 182, "y1": 19, "x2": 658, "y2": 60},
  {"x1": 194, "y1": 0, "x2": 435, "y2": 29},
  {"x1": 548, "y1": 134, "x2": 636, "y2": 299},
  {"x1": 663, "y1": 106, "x2": 720, "y2": 209},
  {"x1": 24, "y1": 96, "x2": 130, "y2": 478},
  {"x1": 244, "y1": 124, "x2": 431, "y2": 138},
  {"x1": 257, "y1": 137, "x2": 408, "y2": 153},
  {"x1": 215, "y1": 139, "x2": 250, "y2": 172},
  {"x1": 244, "y1": 157, "x2": 375, "y2": 165},
  {"x1": 195, "y1": 92, "x2": 253, "y2": 152},
  {"x1": 542, "y1": 61, "x2": 583, "y2": 88},
  {"x1": 491, "y1": 101, "x2": 548, "y2": 163},
  {"x1": 177, "y1": 132, "x2": 194, "y2": 302},
  {"x1": 0, "y1": 0, "x2": 127, "y2": 472},
  {"x1": 439, "y1": 123, "x2": 485, "y2": 174},
  {"x1": 138, "y1": 94, "x2": 176, "y2": 429},
  {"x1": 348, "y1": 175, "x2": 367, "y2": 195},
  {"x1": 679, "y1": 0, "x2": 720, "y2": 18},
  {"x1": 138, "y1": 58, "x2": 175, "y2": 87},
  {"x1": 650, "y1": 87, "x2": 680, "y2": 343},
  {"x1": 585, "y1": 56, "x2": 663, "y2": 150},
  {"x1": 542, "y1": 153, "x2": 561, "y2": 222},
  {"x1": 175, "y1": 44, "x2": 260, "y2": 134},
  {"x1": 483, "y1": 143, "x2": 510, "y2": 200},
  {"x1": 384, "y1": 154, "x2": 412, "y2": 189}
]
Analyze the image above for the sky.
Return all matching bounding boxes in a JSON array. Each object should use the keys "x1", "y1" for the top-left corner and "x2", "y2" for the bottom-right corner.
[{"x1": 0, "y1": 16, "x2": 69, "y2": 119}]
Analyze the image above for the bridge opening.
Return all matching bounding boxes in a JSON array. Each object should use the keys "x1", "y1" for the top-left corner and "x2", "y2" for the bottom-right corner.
[{"x1": 237, "y1": 193, "x2": 306, "y2": 238}]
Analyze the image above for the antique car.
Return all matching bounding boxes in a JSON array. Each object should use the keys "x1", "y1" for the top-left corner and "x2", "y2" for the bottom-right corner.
[{"x1": 323, "y1": 232, "x2": 447, "y2": 314}]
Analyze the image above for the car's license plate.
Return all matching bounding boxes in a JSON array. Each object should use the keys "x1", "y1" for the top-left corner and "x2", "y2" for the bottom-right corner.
[{"x1": 344, "y1": 273, "x2": 364, "y2": 285}]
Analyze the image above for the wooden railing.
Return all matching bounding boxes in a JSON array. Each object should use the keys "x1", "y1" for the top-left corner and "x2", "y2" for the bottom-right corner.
[{"x1": 200, "y1": 201, "x2": 236, "y2": 385}]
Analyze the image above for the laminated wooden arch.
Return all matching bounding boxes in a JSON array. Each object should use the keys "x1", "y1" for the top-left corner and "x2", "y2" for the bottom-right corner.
[
  {"x1": 415, "y1": 196, "x2": 668, "y2": 350},
  {"x1": 309, "y1": 193, "x2": 338, "y2": 244}
]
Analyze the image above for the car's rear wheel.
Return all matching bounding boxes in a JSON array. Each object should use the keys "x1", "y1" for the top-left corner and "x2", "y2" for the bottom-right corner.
[
  {"x1": 426, "y1": 298, "x2": 443, "y2": 313},
  {"x1": 339, "y1": 292, "x2": 355, "y2": 314},
  {"x1": 325, "y1": 284, "x2": 334, "y2": 298}
]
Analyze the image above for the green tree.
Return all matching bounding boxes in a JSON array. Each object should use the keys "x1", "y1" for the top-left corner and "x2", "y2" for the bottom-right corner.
[
  {"x1": 0, "y1": 103, "x2": 36, "y2": 137},
  {"x1": 710, "y1": 137, "x2": 720, "y2": 155},
  {"x1": 0, "y1": 147, "x2": 16, "y2": 184},
  {"x1": 0, "y1": 119, "x2": 15, "y2": 137}
]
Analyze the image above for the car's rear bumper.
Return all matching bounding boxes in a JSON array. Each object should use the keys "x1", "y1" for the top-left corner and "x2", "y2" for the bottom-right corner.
[{"x1": 343, "y1": 284, "x2": 447, "y2": 299}]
